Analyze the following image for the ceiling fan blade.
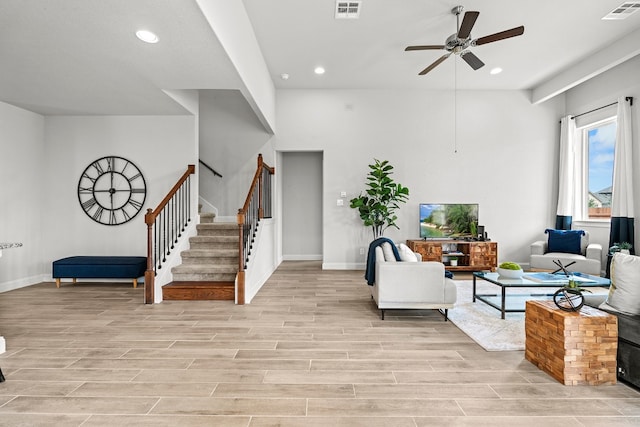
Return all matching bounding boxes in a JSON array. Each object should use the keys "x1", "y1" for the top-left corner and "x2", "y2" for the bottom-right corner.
[
  {"x1": 474, "y1": 26, "x2": 524, "y2": 46},
  {"x1": 405, "y1": 45, "x2": 445, "y2": 51},
  {"x1": 418, "y1": 53, "x2": 451, "y2": 75},
  {"x1": 460, "y1": 51, "x2": 485, "y2": 70},
  {"x1": 457, "y1": 11, "x2": 479, "y2": 39}
]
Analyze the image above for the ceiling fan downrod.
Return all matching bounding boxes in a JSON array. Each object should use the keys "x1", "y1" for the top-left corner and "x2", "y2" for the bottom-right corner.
[{"x1": 453, "y1": 5, "x2": 463, "y2": 29}]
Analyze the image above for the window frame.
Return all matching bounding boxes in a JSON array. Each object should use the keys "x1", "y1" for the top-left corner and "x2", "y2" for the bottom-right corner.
[{"x1": 575, "y1": 116, "x2": 616, "y2": 222}]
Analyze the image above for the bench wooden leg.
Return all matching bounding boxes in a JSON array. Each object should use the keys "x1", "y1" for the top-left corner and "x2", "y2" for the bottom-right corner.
[
  {"x1": 133, "y1": 278, "x2": 138, "y2": 288},
  {"x1": 73, "y1": 278, "x2": 77, "y2": 285},
  {"x1": 56, "y1": 278, "x2": 61, "y2": 288}
]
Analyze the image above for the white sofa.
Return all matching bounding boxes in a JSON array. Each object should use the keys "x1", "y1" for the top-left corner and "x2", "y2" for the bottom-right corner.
[
  {"x1": 530, "y1": 230, "x2": 602, "y2": 276},
  {"x1": 370, "y1": 244, "x2": 457, "y2": 320}
]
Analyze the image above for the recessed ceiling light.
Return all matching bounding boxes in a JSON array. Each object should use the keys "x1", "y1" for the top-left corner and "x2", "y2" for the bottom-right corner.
[
  {"x1": 280, "y1": 73, "x2": 290, "y2": 80},
  {"x1": 136, "y1": 30, "x2": 158, "y2": 44},
  {"x1": 490, "y1": 67, "x2": 503, "y2": 75},
  {"x1": 314, "y1": 66, "x2": 326, "y2": 75}
]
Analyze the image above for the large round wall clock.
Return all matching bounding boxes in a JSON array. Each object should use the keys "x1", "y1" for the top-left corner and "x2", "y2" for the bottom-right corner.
[{"x1": 77, "y1": 156, "x2": 147, "y2": 225}]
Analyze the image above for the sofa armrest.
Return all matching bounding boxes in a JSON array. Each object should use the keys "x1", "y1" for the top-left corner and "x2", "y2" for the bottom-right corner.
[
  {"x1": 531, "y1": 240, "x2": 547, "y2": 256},
  {"x1": 443, "y1": 278, "x2": 457, "y2": 304},
  {"x1": 585, "y1": 243, "x2": 602, "y2": 261},
  {"x1": 375, "y1": 261, "x2": 447, "y2": 302}
]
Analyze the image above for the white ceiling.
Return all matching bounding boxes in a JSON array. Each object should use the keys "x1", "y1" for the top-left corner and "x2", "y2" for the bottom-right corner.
[
  {"x1": 0, "y1": 0, "x2": 241, "y2": 115},
  {"x1": 1, "y1": 0, "x2": 639, "y2": 116},
  {"x1": 243, "y1": 0, "x2": 640, "y2": 91}
]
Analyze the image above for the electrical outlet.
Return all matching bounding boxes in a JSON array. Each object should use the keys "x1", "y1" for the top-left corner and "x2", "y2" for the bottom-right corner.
[{"x1": 359, "y1": 247, "x2": 365, "y2": 255}]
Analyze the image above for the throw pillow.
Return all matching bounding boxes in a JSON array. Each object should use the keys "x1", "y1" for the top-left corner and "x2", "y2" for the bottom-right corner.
[
  {"x1": 381, "y1": 242, "x2": 397, "y2": 262},
  {"x1": 600, "y1": 252, "x2": 640, "y2": 316},
  {"x1": 397, "y1": 243, "x2": 418, "y2": 262},
  {"x1": 545, "y1": 229, "x2": 585, "y2": 255}
]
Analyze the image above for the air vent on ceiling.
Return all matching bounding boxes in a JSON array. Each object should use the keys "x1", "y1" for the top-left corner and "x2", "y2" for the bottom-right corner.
[
  {"x1": 602, "y1": 2, "x2": 640, "y2": 20},
  {"x1": 335, "y1": 1, "x2": 361, "y2": 19}
]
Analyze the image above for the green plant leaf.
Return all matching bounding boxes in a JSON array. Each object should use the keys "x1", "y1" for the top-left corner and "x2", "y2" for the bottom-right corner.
[{"x1": 349, "y1": 159, "x2": 410, "y2": 238}]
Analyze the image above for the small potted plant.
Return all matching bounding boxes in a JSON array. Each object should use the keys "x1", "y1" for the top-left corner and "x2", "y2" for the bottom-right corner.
[
  {"x1": 618, "y1": 242, "x2": 632, "y2": 254},
  {"x1": 553, "y1": 279, "x2": 591, "y2": 312},
  {"x1": 497, "y1": 261, "x2": 523, "y2": 278},
  {"x1": 449, "y1": 256, "x2": 458, "y2": 267}
]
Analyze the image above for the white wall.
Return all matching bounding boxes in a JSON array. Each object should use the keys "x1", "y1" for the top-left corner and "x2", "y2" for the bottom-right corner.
[
  {"x1": 1, "y1": 108, "x2": 198, "y2": 291},
  {"x1": 274, "y1": 89, "x2": 565, "y2": 269},
  {"x1": 244, "y1": 218, "x2": 277, "y2": 303},
  {"x1": 43, "y1": 116, "x2": 197, "y2": 266},
  {"x1": 565, "y1": 54, "x2": 640, "y2": 256},
  {"x1": 199, "y1": 90, "x2": 274, "y2": 219},
  {"x1": 195, "y1": 0, "x2": 276, "y2": 133},
  {"x1": 0, "y1": 102, "x2": 45, "y2": 290}
]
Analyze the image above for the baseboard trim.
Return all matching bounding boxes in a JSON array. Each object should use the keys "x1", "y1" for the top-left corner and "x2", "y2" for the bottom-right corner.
[
  {"x1": 0, "y1": 274, "x2": 48, "y2": 293},
  {"x1": 322, "y1": 262, "x2": 365, "y2": 270},
  {"x1": 282, "y1": 255, "x2": 322, "y2": 261}
]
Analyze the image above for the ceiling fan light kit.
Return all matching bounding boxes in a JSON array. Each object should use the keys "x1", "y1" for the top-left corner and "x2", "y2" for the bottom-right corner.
[{"x1": 405, "y1": 5, "x2": 525, "y2": 75}]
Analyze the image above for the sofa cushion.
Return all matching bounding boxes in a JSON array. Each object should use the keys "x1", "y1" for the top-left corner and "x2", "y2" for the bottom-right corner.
[
  {"x1": 381, "y1": 242, "x2": 397, "y2": 262},
  {"x1": 600, "y1": 252, "x2": 640, "y2": 316},
  {"x1": 397, "y1": 243, "x2": 418, "y2": 262},
  {"x1": 545, "y1": 229, "x2": 585, "y2": 255}
]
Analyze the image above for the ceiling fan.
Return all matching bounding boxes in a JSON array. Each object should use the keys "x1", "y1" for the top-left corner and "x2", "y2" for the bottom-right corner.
[{"x1": 405, "y1": 5, "x2": 524, "y2": 75}]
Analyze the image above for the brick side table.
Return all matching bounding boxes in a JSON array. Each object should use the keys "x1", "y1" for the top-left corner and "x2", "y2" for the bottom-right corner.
[{"x1": 525, "y1": 300, "x2": 618, "y2": 385}]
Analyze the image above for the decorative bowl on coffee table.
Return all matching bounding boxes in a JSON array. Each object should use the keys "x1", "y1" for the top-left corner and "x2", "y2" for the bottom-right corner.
[{"x1": 497, "y1": 267, "x2": 524, "y2": 279}]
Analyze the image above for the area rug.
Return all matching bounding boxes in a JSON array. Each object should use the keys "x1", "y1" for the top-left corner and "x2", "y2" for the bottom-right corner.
[
  {"x1": 447, "y1": 280, "x2": 525, "y2": 351},
  {"x1": 447, "y1": 280, "x2": 610, "y2": 352}
]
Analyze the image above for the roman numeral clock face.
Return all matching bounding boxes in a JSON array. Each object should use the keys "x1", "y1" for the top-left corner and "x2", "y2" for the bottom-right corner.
[{"x1": 77, "y1": 156, "x2": 147, "y2": 225}]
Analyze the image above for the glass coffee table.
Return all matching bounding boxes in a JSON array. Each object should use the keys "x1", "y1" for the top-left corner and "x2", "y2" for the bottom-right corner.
[{"x1": 472, "y1": 271, "x2": 611, "y2": 319}]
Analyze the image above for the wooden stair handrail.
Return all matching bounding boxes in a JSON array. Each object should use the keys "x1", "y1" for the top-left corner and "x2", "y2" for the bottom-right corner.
[
  {"x1": 236, "y1": 154, "x2": 274, "y2": 304},
  {"x1": 240, "y1": 155, "x2": 273, "y2": 213},
  {"x1": 145, "y1": 164, "x2": 196, "y2": 222},
  {"x1": 144, "y1": 164, "x2": 196, "y2": 304}
]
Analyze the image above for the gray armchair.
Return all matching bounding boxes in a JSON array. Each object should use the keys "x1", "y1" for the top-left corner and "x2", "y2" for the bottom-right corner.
[{"x1": 530, "y1": 230, "x2": 602, "y2": 276}]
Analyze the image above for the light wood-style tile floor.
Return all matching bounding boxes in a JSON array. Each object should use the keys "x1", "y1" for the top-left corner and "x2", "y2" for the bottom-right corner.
[{"x1": 1, "y1": 261, "x2": 639, "y2": 426}]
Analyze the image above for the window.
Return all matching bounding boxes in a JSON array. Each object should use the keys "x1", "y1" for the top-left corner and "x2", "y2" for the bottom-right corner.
[{"x1": 580, "y1": 118, "x2": 616, "y2": 219}]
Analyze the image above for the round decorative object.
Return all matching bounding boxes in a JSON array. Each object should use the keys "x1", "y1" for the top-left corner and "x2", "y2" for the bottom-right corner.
[
  {"x1": 77, "y1": 156, "x2": 146, "y2": 225},
  {"x1": 497, "y1": 267, "x2": 524, "y2": 279},
  {"x1": 553, "y1": 288, "x2": 585, "y2": 311}
]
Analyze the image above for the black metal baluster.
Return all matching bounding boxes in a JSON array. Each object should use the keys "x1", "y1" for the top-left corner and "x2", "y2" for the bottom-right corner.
[{"x1": 187, "y1": 177, "x2": 191, "y2": 224}]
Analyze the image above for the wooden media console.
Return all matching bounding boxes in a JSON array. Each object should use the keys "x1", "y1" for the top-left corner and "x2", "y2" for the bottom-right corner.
[{"x1": 406, "y1": 240, "x2": 497, "y2": 272}]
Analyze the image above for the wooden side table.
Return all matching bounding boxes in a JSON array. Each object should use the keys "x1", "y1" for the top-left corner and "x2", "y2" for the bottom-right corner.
[{"x1": 525, "y1": 300, "x2": 618, "y2": 385}]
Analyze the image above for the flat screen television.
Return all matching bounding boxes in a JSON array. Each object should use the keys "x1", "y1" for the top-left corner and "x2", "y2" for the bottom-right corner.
[{"x1": 419, "y1": 203, "x2": 479, "y2": 239}]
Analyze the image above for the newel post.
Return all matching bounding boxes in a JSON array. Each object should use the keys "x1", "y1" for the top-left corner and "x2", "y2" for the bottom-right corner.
[
  {"x1": 144, "y1": 208, "x2": 155, "y2": 304},
  {"x1": 257, "y1": 154, "x2": 264, "y2": 219},
  {"x1": 236, "y1": 208, "x2": 245, "y2": 305}
]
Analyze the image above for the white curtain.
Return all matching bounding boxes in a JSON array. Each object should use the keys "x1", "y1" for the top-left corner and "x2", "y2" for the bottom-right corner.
[
  {"x1": 556, "y1": 115, "x2": 576, "y2": 230},
  {"x1": 609, "y1": 96, "x2": 635, "y2": 252}
]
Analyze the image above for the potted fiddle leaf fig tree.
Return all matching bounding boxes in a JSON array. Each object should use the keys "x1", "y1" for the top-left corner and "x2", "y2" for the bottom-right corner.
[{"x1": 349, "y1": 159, "x2": 409, "y2": 239}]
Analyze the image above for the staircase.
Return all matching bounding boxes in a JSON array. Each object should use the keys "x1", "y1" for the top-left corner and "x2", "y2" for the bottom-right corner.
[{"x1": 162, "y1": 212, "x2": 238, "y2": 301}]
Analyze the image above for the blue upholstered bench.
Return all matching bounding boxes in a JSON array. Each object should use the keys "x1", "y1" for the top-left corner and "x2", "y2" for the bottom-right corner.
[{"x1": 52, "y1": 256, "x2": 147, "y2": 288}]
